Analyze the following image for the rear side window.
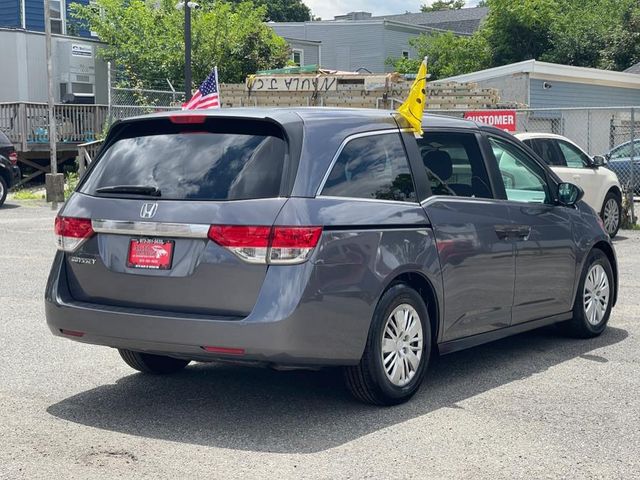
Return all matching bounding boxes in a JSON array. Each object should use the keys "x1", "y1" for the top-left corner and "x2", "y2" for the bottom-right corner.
[
  {"x1": 321, "y1": 133, "x2": 416, "y2": 202},
  {"x1": 81, "y1": 119, "x2": 286, "y2": 201},
  {"x1": 418, "y1": 132, "x2": 493, "y2": 198}
]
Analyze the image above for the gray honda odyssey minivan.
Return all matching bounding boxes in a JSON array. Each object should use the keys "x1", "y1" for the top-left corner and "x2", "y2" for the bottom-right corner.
[{"x1": 46, "y1": 108, "x2": 617, "y2": 405}]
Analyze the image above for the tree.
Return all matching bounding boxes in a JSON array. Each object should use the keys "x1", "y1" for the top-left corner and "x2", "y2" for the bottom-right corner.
[
  {"x1": 387, "y1": 31, "x2": 491, "y2": 80},
  {"x1": 70, "y1": 0, "x2": 290, "y2": 87},
  {"x1": 420, "y1": 0, "x2": 465, "y2": 12},
  {"x1": 389, "y1": 0, "x2": 640, "y2": 81},
  {"x1": 226, "y1": 0, "x2": 311, "y2": 21}
]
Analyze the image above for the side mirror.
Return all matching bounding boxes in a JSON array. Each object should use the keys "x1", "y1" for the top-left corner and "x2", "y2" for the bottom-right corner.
[
  {"x1": 592, "y1": 155, "x2": 606, "y2": 167},
  {"x1": 557, "y1": 182, "x2": 584, "y2": 207}
]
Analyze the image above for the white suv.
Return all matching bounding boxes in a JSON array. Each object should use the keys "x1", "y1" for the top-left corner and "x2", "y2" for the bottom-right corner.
[{"x1": 516, "y1": 133, "x2": 622, "y2": 237}]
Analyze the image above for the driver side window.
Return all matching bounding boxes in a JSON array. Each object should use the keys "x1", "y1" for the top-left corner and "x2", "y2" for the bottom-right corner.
[
  {"x1": 557, "y1": 140, "x2": 590, "y2": 169},
  {"x1": 489, "y1": 137, "x2": 550, "y2": 204}
]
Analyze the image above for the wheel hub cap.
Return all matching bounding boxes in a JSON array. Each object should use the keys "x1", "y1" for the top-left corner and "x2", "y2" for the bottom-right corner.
[
  {"x1": 603, "y1": 199, "x2": 619, "y2": 235},
  {"x1": 381, "y1": 304, "x2": 423, "y2": 387},
  {"x1": 583, "y1": 264, "x2": 610, "y2": 326}
]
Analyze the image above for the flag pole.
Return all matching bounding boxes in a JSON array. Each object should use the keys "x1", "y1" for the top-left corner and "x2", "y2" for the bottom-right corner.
[{"x1": 215, "y1": 66, "x2": 220, "y2": 108}]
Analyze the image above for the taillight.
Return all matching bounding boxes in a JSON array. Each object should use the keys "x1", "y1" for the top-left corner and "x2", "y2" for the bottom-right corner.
[
  {"x1": 8, "y1": 151, "x2": 18, "y2": 165},
  {"x1": 207, "y1": 225, "x2": 322, "y2": 265},
  {"x1": 54, "y1": 216, "x2": 94, "y2": 251}
]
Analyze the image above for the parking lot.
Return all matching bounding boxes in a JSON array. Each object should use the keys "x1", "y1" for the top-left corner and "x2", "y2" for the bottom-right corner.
[{"x1": 1, "y1": 200, "x2": 639, "y2": 479}]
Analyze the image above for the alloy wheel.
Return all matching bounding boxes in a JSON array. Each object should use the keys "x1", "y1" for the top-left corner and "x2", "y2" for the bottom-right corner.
[
  {"x1": 583, "y1": 264, "x2": 610, "y2": 326},
  {"x1": 381, "y1": 304, "x2": 423, "y2": 387},
  {"x1": 603, "y1": 198, "x2": 619, "y2": 235}
]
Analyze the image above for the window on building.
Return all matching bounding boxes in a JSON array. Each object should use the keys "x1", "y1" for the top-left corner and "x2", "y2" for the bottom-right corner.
[
  {"x1": 402, "y1": 51, "x2": 410, "y2": 59},
  {"x1": 50, "y1": 0, "x2": 64, "y2": 34},
  {"x1": 321, "y1": 133, "x2": 417, "y2": 202},
  {"x1": 291, "y1": 49, "x2": 304, "y2": 67}
]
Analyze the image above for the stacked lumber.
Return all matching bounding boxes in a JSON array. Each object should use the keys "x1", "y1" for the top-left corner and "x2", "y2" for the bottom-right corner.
[{"x1": 216, "y1": 74, "x2": 501, "y2": 110}]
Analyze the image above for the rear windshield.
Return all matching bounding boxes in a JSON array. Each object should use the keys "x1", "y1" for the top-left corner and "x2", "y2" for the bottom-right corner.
[{"x1": 81, "y1": 119, "x2": 287, "y2": 201}]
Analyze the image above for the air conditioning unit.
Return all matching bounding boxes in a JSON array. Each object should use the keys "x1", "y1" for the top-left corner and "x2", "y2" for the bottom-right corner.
[{"x1": 55, "y1": 41, "x2": 96, "y2": 103}]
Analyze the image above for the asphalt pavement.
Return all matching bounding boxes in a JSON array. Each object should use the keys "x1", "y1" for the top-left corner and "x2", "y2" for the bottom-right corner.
[{"x1": 1, "y1": 200, "x2": 639, "y2": 479}]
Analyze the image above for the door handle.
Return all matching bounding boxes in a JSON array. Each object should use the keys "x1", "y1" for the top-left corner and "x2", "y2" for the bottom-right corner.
[
  {"x1": 512, "y1": 225, "x2": 531, "y2": 240},
  {"x1": 494, "y1": 225, "x2": 511, "y2": 240}
]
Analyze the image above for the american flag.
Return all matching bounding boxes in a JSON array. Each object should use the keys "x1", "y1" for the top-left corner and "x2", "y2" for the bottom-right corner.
[{"x1": 182, "y1": 67, "x2": 221, "y2": 110}]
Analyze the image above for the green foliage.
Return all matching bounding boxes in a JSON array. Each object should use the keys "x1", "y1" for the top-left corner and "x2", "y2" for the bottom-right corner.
[
  {"x1": 420, "y1": 0, "x2": 465, "y2": 12},
  {"x1": 483, "y1": 0, "x2": 558, "y2": 66},
  {"x1": 225, "y1": 0, "x2": 310, "y2": 21},
  {"x1": 389, "y1": 0, "x2": 640, "y2": 81},
  {"x1": 64, "y1": 172, "x2": 80, "y2": 200},
  {"x1": 70, "y1": 0, "x2": 290, "y2": 86},
  {"x1": 387, "y1": 31, "x2": 491, "y2": 80}
]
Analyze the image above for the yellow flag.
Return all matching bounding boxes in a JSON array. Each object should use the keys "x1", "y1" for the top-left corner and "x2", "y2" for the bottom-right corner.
[{"x1": 397, "y1": 58, "x2": 428, "y2": 136}]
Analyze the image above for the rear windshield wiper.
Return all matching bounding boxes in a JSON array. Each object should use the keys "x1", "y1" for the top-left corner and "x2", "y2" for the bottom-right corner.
[{"x1": 95, "y1": 185, "x2": 162, "y2": 197}]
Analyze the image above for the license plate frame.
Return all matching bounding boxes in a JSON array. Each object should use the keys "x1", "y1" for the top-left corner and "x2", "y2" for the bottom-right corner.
[{"x1": 127, "y1": 238, "x2": 175, "y2": 270}]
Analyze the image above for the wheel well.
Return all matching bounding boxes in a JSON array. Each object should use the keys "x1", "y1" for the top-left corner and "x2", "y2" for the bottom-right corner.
[
  {"x1": 607, "y1": 186, "x2": 622, "y2": 201},
  {"x1": 387, "y1": 272, "x2": 440, "y2": 346},
  {"x1": 0, "y1": 166, "x2": 10, "y2": 188},
  {"x1": 592, "y1": 241, "x2": 618, "y2": 306}
]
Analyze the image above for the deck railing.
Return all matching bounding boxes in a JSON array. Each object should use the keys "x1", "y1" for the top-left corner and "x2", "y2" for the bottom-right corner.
[{"x1": 0, "y1": 102, "x2": 108, "y2": 152}]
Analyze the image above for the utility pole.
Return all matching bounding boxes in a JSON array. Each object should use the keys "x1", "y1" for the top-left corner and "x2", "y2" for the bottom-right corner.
[
  {"x1": 44, "y1": 0, "x2": 64, "y2": 208},
  {"x1": 184, "y1": 1, "x2": 192, "y2": 101}
]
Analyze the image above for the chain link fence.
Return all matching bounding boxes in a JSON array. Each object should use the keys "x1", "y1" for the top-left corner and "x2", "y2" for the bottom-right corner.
[
  {"x1": 431, "y1": 107, "x2": 638, "y2": 197},
  {"x1": 107, "y1": 62, "x2": 183, "y2": 124}
]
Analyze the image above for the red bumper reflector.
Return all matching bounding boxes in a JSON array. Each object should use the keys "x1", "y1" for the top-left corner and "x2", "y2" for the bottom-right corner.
[
  {"x1": 60, "y1": 329, "x2": 85, "y2": 337},
  {"x1": 202, "y1": 346, "x2": 245, "y2": 356}
]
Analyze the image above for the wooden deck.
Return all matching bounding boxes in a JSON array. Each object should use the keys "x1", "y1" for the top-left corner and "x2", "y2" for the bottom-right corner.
[{"x1": 0, "y1": 102, "x2": 108, "y2": 186}]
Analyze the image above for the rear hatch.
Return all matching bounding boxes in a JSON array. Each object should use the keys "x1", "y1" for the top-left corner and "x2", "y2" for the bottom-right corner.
[{"x1": 59, "y1": 114, "x2": 296, "y2": 317}]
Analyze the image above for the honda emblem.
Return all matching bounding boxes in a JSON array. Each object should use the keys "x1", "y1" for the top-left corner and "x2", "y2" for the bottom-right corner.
[{"x1": 140, "y1": 202, "x2": 158, "y2": 219}]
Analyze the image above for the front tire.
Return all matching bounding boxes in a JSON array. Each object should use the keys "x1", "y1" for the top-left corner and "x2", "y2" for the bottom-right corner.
[
  {"x1": 600, "y1": 192, "x2": 621, "y2": 238},
  {"x1": 344, "y1": 284, "x2": 431, "y2": 406},
  {"x1": 0, "y1": 176, "x2": 7, "y2": 207},
  {"x1": 118, "y1": 349, "x2": 190, "y2": 374},
  {"x1": 560, "y1": 249, "x2": 614, "y2": 338}
]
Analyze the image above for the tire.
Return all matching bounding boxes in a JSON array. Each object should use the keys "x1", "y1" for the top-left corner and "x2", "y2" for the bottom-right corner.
[
  {"x1": 559, "y1": 249, "x2": 614, "y2": 338},
  {"x1": 600, "y1": 192, "x2": 621, "y2": 238},
  {"x1": 0, "y1": 176, "x2": 7, "y2": 207},
  {"x1": 118, "y1": 349, "x2": 190, "y2": 374},
  {"x1": 344, "y1": 284, "x2": 432, "y2": 406}
]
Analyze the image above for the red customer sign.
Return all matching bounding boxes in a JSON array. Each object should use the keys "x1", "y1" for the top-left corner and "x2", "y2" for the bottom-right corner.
[{"x1": 464, "y1": 110, "x2": 517, "y2": 132}]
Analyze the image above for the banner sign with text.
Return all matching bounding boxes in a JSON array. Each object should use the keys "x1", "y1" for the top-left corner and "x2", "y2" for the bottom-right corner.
[{"x1": 464, "y1": 110, "x2": 517, "y2": 132}]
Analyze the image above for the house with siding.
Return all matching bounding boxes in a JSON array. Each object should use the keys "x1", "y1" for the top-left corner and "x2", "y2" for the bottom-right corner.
[
  {"x1": 269, "y1": 7, "x2": 488, "y2": 73},
  {"x1": 434, "y1": 60, "x2": 640, "y2": 108},
  {"x1": 269, "y1": 16, "x2": 435, "y2": 73},
  {"x1": 0, "y1": 0, "x2": 107, "y2": 103}
]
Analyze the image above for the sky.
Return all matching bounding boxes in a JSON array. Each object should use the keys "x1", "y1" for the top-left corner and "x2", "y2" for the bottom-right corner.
[{"x1": 304, "y1": 0, "x2": 481, "y2": 20}]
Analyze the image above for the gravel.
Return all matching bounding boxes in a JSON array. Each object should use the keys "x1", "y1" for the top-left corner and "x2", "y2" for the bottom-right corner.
[{"x1": 1, "y1": 200, "x2": 639, "y2": 479}]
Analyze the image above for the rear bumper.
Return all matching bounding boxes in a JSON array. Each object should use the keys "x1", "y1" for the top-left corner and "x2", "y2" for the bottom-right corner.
[{"x1": 45, "y1": 252, "x2": 374, "y2": 366}]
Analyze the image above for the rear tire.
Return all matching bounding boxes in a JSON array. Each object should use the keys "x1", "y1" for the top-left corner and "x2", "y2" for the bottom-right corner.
[
  {"x1": 559, "y1": 249, "x2": 614, "y2": 338},
  {"x1": 118, "y1": 349, "x2": 190, "y2": 374},
  {"x1": 344, "y1": 284, "x2": 431, "y2": 406},
  {"x1": 600, "y1": 192, "x2": 621, "y2": 238},
  {"x1": 0, "y1": 176, "x2": 7, "y2": 207}
]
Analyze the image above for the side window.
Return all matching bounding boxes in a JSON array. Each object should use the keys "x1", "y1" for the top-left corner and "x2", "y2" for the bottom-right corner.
[
  {"x1": 610, "y1": 141, "x2": 638, "y2": 159},
  {"x1": 321, "y1": 133, "x2": 417, "y2": 202},
  {"x1": 528, "y1": 139, "x2": 566, "y2": 167},
  {"x1": 417, "y1": 132, "x2": 493, "y2": 198},
  {"x1": 557, "y1": 140, "x2": 590, "y2": 168},
  {"x1": 489, "y1": 136, "x2": 550, "y2": 204}
]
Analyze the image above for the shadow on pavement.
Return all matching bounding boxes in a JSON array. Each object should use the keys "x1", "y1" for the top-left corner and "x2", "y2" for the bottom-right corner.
[
  {"x1": 47, "y1": 326, "x2": 628, "y2": 453},
  {"x1": 0, "y1": 202, "x2": 21, "y2": 210}
]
